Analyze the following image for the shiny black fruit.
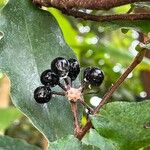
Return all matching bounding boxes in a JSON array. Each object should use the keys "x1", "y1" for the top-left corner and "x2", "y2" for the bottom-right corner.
[
  {"x1": 83, "y1": 67, "x2": 104, "y2": 86},
  {"x1": 68, "y1": 58, "x2": 80, "y2": 81},
  {"x1": 34, "y1": 86, "x2": 52, "y2": 103},
  {"x1": 40, "y1": 69, "x2": 59, "y2": 87},
  {"x1": 51, "y1": 57, "x2": 70, "y2": 78}
]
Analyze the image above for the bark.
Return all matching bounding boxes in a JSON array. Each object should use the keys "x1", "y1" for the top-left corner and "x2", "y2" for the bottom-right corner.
[{"x1": 33, "y1": 0, "x2": 150, "y2": 10}]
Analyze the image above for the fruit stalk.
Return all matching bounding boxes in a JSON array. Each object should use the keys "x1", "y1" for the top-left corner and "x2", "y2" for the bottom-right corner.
[
  {"x1": 51, "y1": 91, "x2": 65, "y2": 96},
  {"x1": 58, "y1": 82, "x2": 67, "y2": 91},
  {"x1": 70, "y1": 102, "x2": 81, "y2": 136},
  {"x1": 79, "y1": 98, "x2": 94, "y2": 114}
]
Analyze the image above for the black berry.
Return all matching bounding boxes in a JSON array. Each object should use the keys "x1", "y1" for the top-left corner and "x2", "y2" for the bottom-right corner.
[
  {"x1": 51, "y1": 57, "x2": 70, "y2": 78},
  {"x1": 83, "y1": 67, "x2": 92, "y2": 79},
  {"x1": 83, "y1": 67, "x2": 104, "y2": 86},
  {"x1": 68, "y1": 58, "x2": 80, "y2": 81},
  {"x1": 40, "y1": 69, "x2": 59, "y2": 87},
  {"x1": 34, "y1": 86, "x2": 52, "y2": 103}
]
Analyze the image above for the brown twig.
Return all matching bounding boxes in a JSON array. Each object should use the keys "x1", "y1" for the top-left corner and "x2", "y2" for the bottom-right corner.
[
  {"x1": 62, "y1": 9, "x2": 150, "y2": 21},
  {"x1": 33, "y1": 0, "x2": 150, "y2": 10},
  {"x1": 33, "y1": 0, "x2": 150, "y2": 21},
  {"x1": 70, "y1": 102, "x2": 81, "y2": 136},
  {"x1": 76, "y1": 49, "x2": 146, "y2": 140}
]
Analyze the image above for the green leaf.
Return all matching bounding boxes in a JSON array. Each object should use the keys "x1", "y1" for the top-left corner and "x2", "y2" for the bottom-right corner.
[
  {"x1": 142, "y1": 43, "x2": 150, "y2": 49},
  {"x1": 48, "y1": 135, "x2": 81, "y2": 150},
  {"x1": 48, "y1": 8, "x2": 78, "y2": 46},
  {"x1": 0, "y1": 31, "x2": 4, "y2": 40},
  {"x1": 82, "y1": 129, "x2": 118, "y2": 150},
  {"x1": 100, "y1": 20, "x2": 150, "y2": 33},
  {"x1": 0, "y1": 0, "x2": 8, "y2": 10},
  {"x1": 91, "y1": 100, "x2": 150, "y2": 150},
  {"x1": 0, "y1": 107, "x2": 22, "y2": 131},
  {"x1": 113, "y1": 4, "x2": 131, "y2": 14},
  {"x1": 82, "y1": 145, "x2": 100, "y2": 150},
  {"x1": 0, "y1": 69, "x2": 4, "y2": 81},
  {"x1": 0, "y1": 135, "x2": 40, "y2": 150},
  {"x1": 134, "y1": 2, "x2": 150, "y2": 9},
  {"x1": 0, "y1": 0, "x2": 82, "y2": 141}
]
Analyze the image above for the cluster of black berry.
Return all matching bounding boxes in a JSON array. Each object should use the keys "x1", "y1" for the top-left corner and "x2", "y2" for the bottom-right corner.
[{"x1": 34, "y1": 57, "x2": 104, "y2": 104}]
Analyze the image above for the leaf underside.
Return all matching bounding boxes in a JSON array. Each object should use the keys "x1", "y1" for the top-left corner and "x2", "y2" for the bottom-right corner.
[
  {"x1": 0, "y1": 0, "x2": 82, "y2": 142},
  {"x1": 0, "y1": 135, "x2": 40, "y2": 150}
]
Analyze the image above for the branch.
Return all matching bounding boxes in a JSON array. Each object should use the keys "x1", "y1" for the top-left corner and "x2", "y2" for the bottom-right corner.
[
  {"x1": 70, "y1": 102, "x2": 81, "y2": 136},
  {"x1": 62, "y1": 9, "x2": 150, "y2": 21},
  {"x1": 76, "y1": 49, "x2": 146, "y2": 140},
  {"x1": 33, "y1": 0, "x2": 150, "y2": 10}
]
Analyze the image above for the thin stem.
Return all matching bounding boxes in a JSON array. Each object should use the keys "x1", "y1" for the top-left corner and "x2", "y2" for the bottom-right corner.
[
  {"x1": 62, "y1": 9, "x2": 150, "y2": 22},
  {"x1": 64, "y1": 77, "x2": 72, "y2": 89},
  {"x1": 64, "y1": 78, "x2": 69, "y2": 85},
  {"x1": 79, "y1": 98, "x2": 94, "y2": 114},
  {"x1": 79, "y1": 81, "x2": 87, "y2": 93},
  {"x1": 58, "y1": 82, "x2": 67, "y2": 91},
  {"x1": 52, "y1": 91, "x2": 65, "y2": 96},
  {"x1": 70, "y1": 102, "x2": 81, "y2": 136},
  {"x1": 84, "y1": 90, "x2": 100, "y2": 95},
  {"x1": 76, "y1": 49, "x2": 146, "y2": 140}
]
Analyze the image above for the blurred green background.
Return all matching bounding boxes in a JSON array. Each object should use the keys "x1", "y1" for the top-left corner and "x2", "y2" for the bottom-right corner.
[{"x1": 0, "y1": 1, "x2": 150, "y2": 149}]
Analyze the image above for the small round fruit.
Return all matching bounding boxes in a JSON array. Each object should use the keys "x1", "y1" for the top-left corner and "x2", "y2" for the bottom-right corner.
[
  {"x1": 83, "y1": 67, "x2": 92, "y2": 79},
  {"x1": 68, "y1": 58, "x2": 80, "y2": 81},
  {"x1": 40, "y1": 69, "x2": 59, "y2": 87},
  {"x1": 51, "y1": 57, "x2": 70, "y2": 78},
  {"x1": 34, "y1": 86, "x2": 52, "y2": 103},
  {"x1": 83, "y1": 67, "x2": 104, "y2": 86}
]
